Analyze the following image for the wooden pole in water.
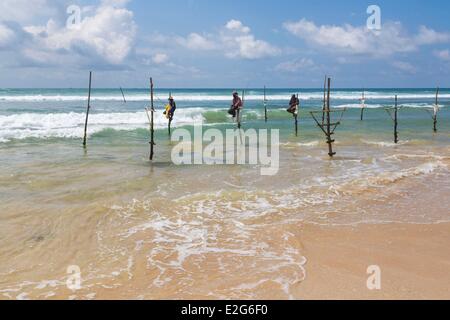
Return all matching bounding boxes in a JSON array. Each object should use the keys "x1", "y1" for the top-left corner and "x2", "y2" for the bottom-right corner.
[
  {"x1": 168, "y1": 116, "x2": 173, "y2": 135},
  {"x1": 264, "y1": 86, "x2": 268, "y2": 122},
  {"x1": 168, "y1": 92, "x2": 172, "y2": 136},
  {"x1": 149, "y1": 78, "x2": 155, "y2": 160},
  {"x1": 360, "y1": 89, "x2": 365, "y2": 121},
  {"x1": 82, "y1": 71, "x2": 92, "y2": 148},
  {"x1": 120, "y1": 87, "x2": 126, "y2": 103},
  {"x1": 322, "y1": 75, "x2": 327, "y2": 125},
  {"x1": 237, "y1": 90, "x2": 244, "y2": 129},
  {"x1": 310, "y1": 77, "x2": 345, "y2": 158},
  {"x1": 168, "y1": 118, "x2": 172, "y2": 136},
  {"x1": 394, "y1": 95, "x2": 399, "y2": 144},
  {"x1": 326, "y1": 78, "x2": 335, "y2": 157},
  {"x1": 433, "y1": 87, "x2": 439, "y2": 132},
  {"x1": 295, "y1": 93, "x2": 299, "y2": 137}
]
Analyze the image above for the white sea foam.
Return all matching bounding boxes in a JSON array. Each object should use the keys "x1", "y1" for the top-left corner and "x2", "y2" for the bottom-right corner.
[
  {"x1": 281, "y1": 141, "x2": 320, "y2": 148},
  {"x1": 334, "y1": 103, "x2": 385, "y2": 109},
  {"x1": 361, "y1": 139, "x2": 410, "y2": 147},
  {"x1": 332, "y1": 161, "x2": 448, "y2": 195},
  {"x1": 364, "y1": 161, "x2": 448, "y2": 186},
  {"x1": 298, "y1": 141, "x2": 320, "y2": 147},
  {"x1": 105, "y1": 192, "x2": 310, "y2": 296},
  {"x1": 384, "y1": 153, "x2": 449, "y2": 161},
  {"x1": 0, "y1": 109, "x2": 205, "y2": 142},
  {"x1": 1, "y1": 93, "x2": 449, "y2": 102}
]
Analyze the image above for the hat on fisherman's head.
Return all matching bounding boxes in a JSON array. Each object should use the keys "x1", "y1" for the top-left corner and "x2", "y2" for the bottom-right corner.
[{"x1": 169, "y1": 96, "x2": 174, "y2": 100}]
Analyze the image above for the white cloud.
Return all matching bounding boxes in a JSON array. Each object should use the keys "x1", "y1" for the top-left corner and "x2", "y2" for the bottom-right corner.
[
  {"x1": 152, "y1": 53, "x2": 169, "y2": 64},
  {"x1": 275, "y1": 58, "x2": 315, "y2": 73},
  {"x1": 225, "y1": 20, "x2": 251, "y2": 34},
  {"x1": 391, "y1": 61, "x2": 417, "y2": 74},
  {"x1": 0, "y1": 23, "x2": 16, "y2": 48},
  {"x1": 415, "y1": 26, "x2": 450, "y2": 45},
  {"x1": 175, "y1": 19, "x2": 280, "y2": 60},
  {"x1": 222, "y1": 20, "x2": 280, "y2": 59},
  {"x1": 0, "y1": 1, "x2": 137, "y2": 67},
  {"x1": 284, "y1": 19, "x2": 450, "y2": 57},
  {"x1": 100, "y1": 0, "x2": 130, "y2": 8},
  {"x1": 176, "y1": 33, "x2": 216, "y2": 50},
  {"x1": 434, "y1": 49, "x2": 450, "y2": 61},
  {"x1": 0, "y1": 0, "x2": 59, "y2": 25},
  {"x1": 223, "y1": 34, "x2": 280, "y2": 60},
  {"x1": 139, "y1": 49, "x2": 200, "y2": 76},
  {"x1": 31, "y1": 5, "x2": 136, "y2": 64}
]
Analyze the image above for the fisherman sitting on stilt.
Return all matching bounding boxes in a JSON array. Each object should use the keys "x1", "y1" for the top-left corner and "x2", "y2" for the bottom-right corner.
[
  {"x1": 163, "y1": 96, "x2": 177, "y2": 120},
  {"x1": 228, "y1": 91, "x2": 243, "y2": 118},
  {"x1": 287, "y1": 94, "x2": 299, "y2": 117}
]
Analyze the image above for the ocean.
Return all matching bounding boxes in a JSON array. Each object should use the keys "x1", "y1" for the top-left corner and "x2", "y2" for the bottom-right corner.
[{"x1": 0, "y1": 88, "x2": 449, "y2": 299}]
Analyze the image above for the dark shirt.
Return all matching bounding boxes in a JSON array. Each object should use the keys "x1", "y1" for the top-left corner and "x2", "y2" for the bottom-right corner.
[
  {"x1": 289, "y1": 96, "x2": 299, "y2": 107},
  {"x1": 232, "y1": 96, "x2": 243, "y2": 109},
  {"x1": 169, "y1": 101, "x2": 176, "y2": 114}
]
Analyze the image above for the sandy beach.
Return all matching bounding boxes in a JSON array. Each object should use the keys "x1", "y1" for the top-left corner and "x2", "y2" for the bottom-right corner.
[
  {"x1": 295, "y1": 222, "x2": 450, "y2": 300},
  {"x1": 8, "y1": 222, "x2": 447, "y2": 300}
]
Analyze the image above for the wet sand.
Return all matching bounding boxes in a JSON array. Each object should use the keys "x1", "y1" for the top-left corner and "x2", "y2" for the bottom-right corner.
[
  {"x1": 294, "y1": 222, "x2": 450, "y2": 300},
  {"x1": 1, "y1": 129, "x2": 449, "y2": 300},
  {"x1": 66, "y1": 222, "x2": 450, "y2": 300}
]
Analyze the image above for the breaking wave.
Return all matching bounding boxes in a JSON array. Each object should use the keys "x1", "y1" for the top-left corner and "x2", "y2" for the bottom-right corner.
[
  {"x1": 1, "y1": 92, "x2": 449, "y2": 102},
  {"x1": 0, "y1": 109, "x2": 205, "y2": 142}
]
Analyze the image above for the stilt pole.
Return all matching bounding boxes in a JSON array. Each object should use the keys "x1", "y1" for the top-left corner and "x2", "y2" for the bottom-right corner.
[
  {"x1": 264, "y1": 86, "x2": 268, "y2": 122},
  {"x1": 237, "y1": 90, "x2": 244, "y2": 129},
  {"x1": 82, "y1": 71, "x2": 92, "y2": 148},
  {"x1": 433, "y1": 87, "x2": 439, "y2": 132},
  {"x1": 168, "y1": 92, "x2": 172, "y2": 136},
  {"x1": 425, "y1": 87, "x2": 440, "y2": 133},
  {"x1": 120, "y1": 87, "x2": 126, "y2": 103},
  {"x1": 394, "y1": 95, "x2": 398, "y2": 144},
  {"x1": 295, "y1": 93, "x2": 299, "y2": 137},
  {"x1": 322, "y1": 75, "x2": 327, "y2": 125},
  {"x1": 151, "y1": 79, "x2": 155, "y2": 159},
  {"x1": 310, "y1": 77, "x2": 345, "y2": 158},
  {"x1": 360, "y1": 89, "x2": 365, "y2": 121},
  {"x1": 384, "y1": 95, "x2": 400, "y2": 144},
  {"x1": 325, "y1": 78, "x2": 335, "y2": 157},
  {"x1": 145, "y1": 78, "x2": 156, "y2": 160}
]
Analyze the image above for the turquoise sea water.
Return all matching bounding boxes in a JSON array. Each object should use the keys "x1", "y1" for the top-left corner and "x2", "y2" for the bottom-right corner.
[
  {"x1": 0, "y1": 88, "x2": 448, "y2": 145},
  {"x1": 0, "y1": 88, "x2": 449, "y2": 299}
]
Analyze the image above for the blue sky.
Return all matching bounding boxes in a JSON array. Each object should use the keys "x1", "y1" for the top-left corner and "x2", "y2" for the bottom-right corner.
[{"x1": 0, "y1": 0, "x2": 449, "y2": 88}]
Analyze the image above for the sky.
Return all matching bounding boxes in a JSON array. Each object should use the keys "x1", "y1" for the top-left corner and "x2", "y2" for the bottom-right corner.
[{"x1": 0, "y1": 0, "x2": 449, "y2": 88}]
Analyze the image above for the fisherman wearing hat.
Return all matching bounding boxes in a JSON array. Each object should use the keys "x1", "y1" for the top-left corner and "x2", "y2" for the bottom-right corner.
[
  {"x1": 163, "y1": 95, "x2": 177, "y2": 120},
  {"x1": 228, "y1": 91, "x2": 243, "y2": 118}
]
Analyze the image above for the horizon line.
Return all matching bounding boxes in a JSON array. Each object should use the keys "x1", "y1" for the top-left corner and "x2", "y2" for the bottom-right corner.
[{"x1": 0, "y1": 87, "x2": 447, "y2": 90}]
